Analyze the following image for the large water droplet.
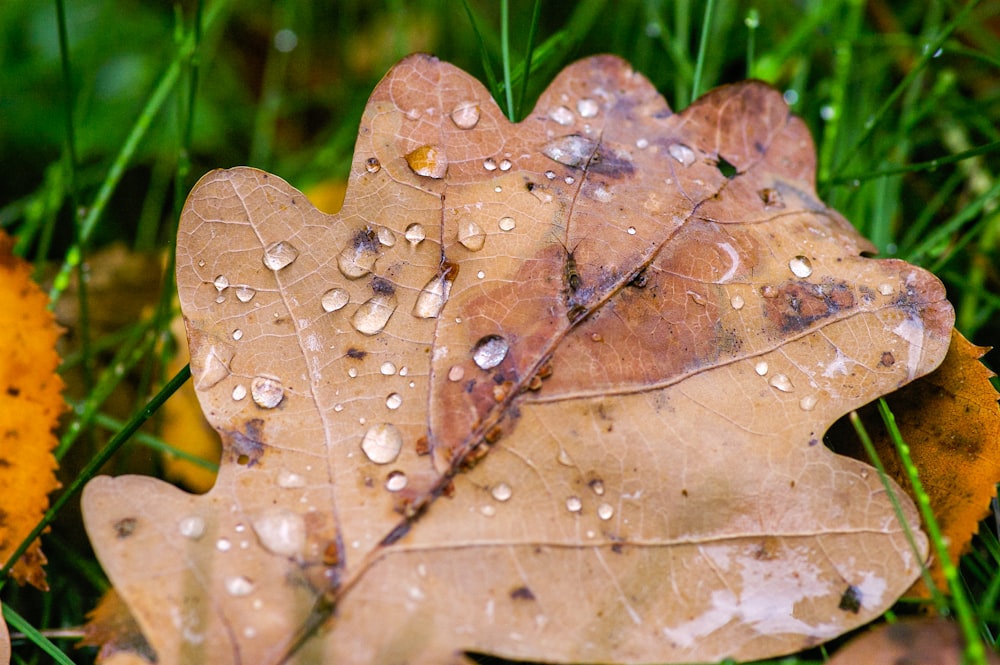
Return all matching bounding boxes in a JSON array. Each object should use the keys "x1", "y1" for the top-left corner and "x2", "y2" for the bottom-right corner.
[
  {"x1": 361, "y1": 423, "x2": 403, "y2": 464},
  {"x1": 263, "y1": 241, "x2": 299, "y2": 271},
  {"x1": 321, "y1": 288, "x2": 349, "y2": 312},
  {"x1": 386, "y1": 470, "x2": 408, "y2": 492},
  {"x1": 380, "y1": 362, "x2": 397, "y2": 376},
  {"x1": 225, "y1": 575, "x2": 255, "y2": 597},
  {"x1": 214, "y1": 275, "x2": 230, "y2": 291},
  {"x1": 597, "y1": 503, "x2": 614, "y2": 520},
  {"x1": 565, "y1": 496, "x2": 582, "y2": 513},
  {"x1": 414, "y1": 269, "x2": 454, "y2": 319},
  {"x1": 549, "y1": 106, "x2": 574, "y2": 125},
  {"x1": 542, "y1": 135, "x2": 597, "y2": 168},
  {"x1": 386, "y1": 393, "x2": 402, "y2": 410},
  {"x1": 405, "y1": 223, "x2": 426, "y2": 245},
  {"x1": 492, "y1": 483, "x2": 513, "y2": 502},
  {"x1": 457, "y1": 219, "x2": 486, "y2": 251},
  {"x1": 498, "y1": 216, "x2": 516, "y2": 232},
  {"x1": 405, "y1": 145, "x2": 448, "y2": 179},
  {"x1": 483, "y1": 158, "x2": 497, "y2": 171},
  {"x1": 789, "y1": 255, "x2": 813, "y2": 278},
  {"x1": 338, "y1": 245, "x2": 378, "y2": 279},
  {"x1": 577, "y1": 98, "x2": 599, "y2": 118},
  {"x1": 668, "y1": 143, "x2": 696, "y2": 166},
  {"x1": 351, "y1": 294, "x2": 397, "y2": 335},
  {"x1": 251, "y1": 375, "x2": 285, "y2": 408},
  {"x1": 451, "y1": 102, "x2": 481, "y2": 129},
  {"x1": 472, "y1": 335, "x2": 508, "y2": 370},
  {"x1": 178, "y1": 516, "x2": 206, "y2": 540},
  {"x1": 196, "y1": 345, "x2": 233, "y2": 390},
  {"x1": 252, "y1": 509, "x2": 305, "y2": 557},
  {"x1": 769, "y1": 374, "x2": 794, "y2": 392},
  {"x1": 235, "y1": 285, "x2": 256, "y2": 303}
]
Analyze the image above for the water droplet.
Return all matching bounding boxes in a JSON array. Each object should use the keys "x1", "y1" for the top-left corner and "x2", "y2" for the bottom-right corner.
[
  {"x1": 636, "y1": 138, "x2": 649, "y2": 149},
  {"x1": 198, "y1": 259, "x2": 206, "y2": 267},
  {"x1": 351, "y1": 294, "x2": 397, "y2": 335},
  {"x1": 215, "y1": 294, "x2": 226, "y2": 304},
  {"x1": 483, "y1": 158, "x2": 497, "y2": 171},
  {"x1": 321, "y1": 288, "x2": 349, "y2": 312},
  {"x1": 385, "y1": 393, "x2": 403, "y2": 410},
  {"x1": 730, "y1": 294, "x2": 745, "y2": 310},
  {"x1": 262, "y1": 241, "x2": 299, "y2": 271},
  {"x1": 232, "y1": 384, "x2": 247, "y2": 401},
  {"x1": 386, "y1": 470, "x2": 408, "y2": 491},
  {"x1": 544, "y1": 170, "x2": 556, "y2": 180},
  {"x1": 413, "y1": 270, "x2": 454, "y2": 319},
  {"x1": 251, "y1": 376, "x2": 285, "y2": 408},
  {"x1": 799, "y1": 394, "x2": 818, "y2": 411},
  {"x1": 627, "y1": 226, "x2": 636, "y2": 235},
  {"x1": 495, "y1": 185, "x2": 503, "y2": 193},
  {"x1": 347, "y1": 367, "x2": 358, "y2": 378},
  {"x1": 557, "y1": 447, "x2": 573, "y2": 466},
  {"x1": 481, "y1": 504, "x2": 497, "y2": 517},
  {"x1": 491, "y1": 483, "x2": 512, "y2": 502},
  {"x1": 399, "y1": 366, "x2": 408, "y2": 377},
  {"x1": 277, "y1": 469, "x2": 306, "y2": 488},
  {"x1": 668, "y1": 143, "x2": 696, "y2": 166},
  {"x1": 232, "y1": 329, "x2": 243, "y2": 341},
  {"x1": 495, "y1": 216, "x2": 516, "y2": 233},
  {"x1": 597, "y1": 503, "x2": 614, "y2": 520},
  {"x1": 361, "y1": 423, "x2": 403, "y2": 464},
  {"x1": 178, "y1": 516, "x2": 205, "y2": 540},
  {"x1": 457, "y1": 219, "x2": 486, "y2": 251},
  {"x1": 878, "y1": 283, "x2": 894, "y2": 296},
  {"x1": 498, "y1": 159, "x2": 512, "y2": 172},
  {"x1": 365, "y1": 157, "x2": 381, "y2": 174},
  {"x1": 236, "y1": 286, "x2": 256, "y2": 303},
  {"x1": 576, "y1": 98, "x2": 599, "y2": 118},
  {"x1": 542, "y1": 135, "x2": 597, "y2": 168},
  {"x1": 377, "y1": 227, "x2": 396, "y2": 247},
  {"x1": 251, "y1": 510, "x2": 305, "y2": 557},
  {"x1": 755, "y1": 361, "x2": 769, "y2": 376},
  {"x1": 338, "y1": 245, "x2": 378, "y2": 279},
  {"x1": 451, "y1": 101, "x2": 481, "y2": 129},
  {"x1": 477, "y1": 270, "x2": 486, "y2": 279},
  {"x1": 225, "y1": 575, "x2": 255, "y2": 597},
  {"x1": 405, "y1": 223, "x2": 426, "y2": 245},
  {"x1": 789, "y1": 255, "x2": 813, "y2": 278},
  {"x1": 380, "y1": 362, "x2": 396, "y2": 375},
  {"x1": 196, "y1": 345, "x2": 233, "y2": 390},
  {"x1": 405, "y1": 145, "x2": 447, "y2": 178},
  {"x1": 565, "y1": 496, "x2": 582, "y2": 513},
  {"x1": 769, "y1": 373, "x2": 794, "y2": 392},
  {"x1": 244, "y1": 626, "x2": 257, "y2": 639},
  {"x1": 216, "y1": 537, "x2": 232, "y2": 551},
  {"x1": 589, "y1": 479, "x2": 605, "y2": 496},
  {"x1": 447, "y1": 365, "x2": 465, "y2": 382},
  {"x1": 549, "y1": 105, "x2": 574, "y2": 125},
  {"x1": 472, "y1": 335, "x2": 508, "y2": 370},
  {"x1": 214, "y1": 275, "x2": 230, "y2": 291}
]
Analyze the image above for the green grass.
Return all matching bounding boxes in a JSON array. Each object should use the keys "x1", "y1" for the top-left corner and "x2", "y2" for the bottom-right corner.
[{"x1": 1, "y1": 0, "x2": 998, "y2": 663}]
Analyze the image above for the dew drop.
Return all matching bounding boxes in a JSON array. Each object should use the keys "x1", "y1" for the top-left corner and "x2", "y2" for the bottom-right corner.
[
  {"x1": 789, "y1": 255, "x2": 813, "y2": 278},
  {"x1": 544, "y1": 170, "x2": 556, "y2": 180},
  {"x1": 178, "y1": 516, "x2": 206, "y2": 540},
  {"x1": 251, "y1": 376, "x2": 285, "y2": 408},
  {"x1": 377, "y1": 227, "x2": 396, "y2": 247},
  {"x1": 483, "y1": 158, "x2": 497, "y2": 171},
  {"x1": 730, "y1": 294, "x2": 745, "y2": 310},
  {"x1": 225, "y1": 576, "x2": 255, "y2": 597},
  {"x1": 451, "y1": 102, "x2": 481, "y2": 129},
  {"x1": 262, "y1": 241, "x2": 299, "y2": 271},
  {"x1": 413, "y1": 271, "x2": 453, "y2": 319},
  {"x1": 232, "y1": 384, "x2": 247, "y2": 401},
  {"x1": 244, "y1": 626, "x2": 257, "y2": 639},
  {"x1": 196, "y1": 345, "x2": 233, "y2": 390},
  {"x1": 564, "y1": 176, "x2": 575, "y2": 185},
  {"x1": 277, "y1": 469, "x2": 306, "y2": 488},
  {"x1": 636, "y1": 138, "x2": 649, "y2": 149},
  {"x1": 878, "y1": 283, "x2": 894, "y2": 296},
  {"x1": 236, "y1": 286, "x2": 256, "y2": 303},
  {"x1": 457, "y1": 219, "x2": 486, "y2": 251},
  {"x1": 347, "y1": 367, "x2": 358, "y2": 378},
  {"x1": 216, "y1": 537, "x2": 232, "y2": 552},
  {"x1": 668, "y1": 143, "x2": 696, "y2": 166},
  {"x1": 365, "y1": 157, "x2": 381, "y2": 174},
  {"x1": 251, "y1": 510, "x2": 305, "y2": 557},
  {"x1": 198, "y1": 259, "x2": 206, "y2": 267},
  {"x1": 405, "y1": 223, "x2": 426, "y2": 245},
  {"x1": 799, "y1": 394, "x2": 818, "y2": 411},
  {"x1": 477, "y1": 271, "x2": 485, "y2": 279},
  {"x1": 589, "y1": 479, "x2": 605, "y2": 496},
  {"x1": 755, "y1": 361, "x2": 769, "y2": 376},
  {"x1": 213, "y1": 275, "x2": 230, "y2": 291},
  {"x1": 405, "y1": 145, "x2": 447, "y2": 179},
  {"x1": 360, "y1": 423, "x2": 403, "y2": 464},
  {"x1": 557, "y1": 447, "x2": 573, "y2": 466},
  {"x1": 481, "y1": 504, "x2": 497, "y2": 517},
  {"x1": 549, "y1": 105, "x2": 574, "y2": 125},
  {"x1": 627, "y1": 226, "x2": 636, "y2": 235},
  {"x1": 386, "y1": 470, "x2": 408, "y2": 491},
  {"x1": 447, "y1": 365, "x2": 465, "y2": 382},
  {"x1": 215, "y1": 294, "x2": 226, "y2": 304},
  {"x1": 380, "y1": 362, "x2": 397, "y2": 375},
  {"x1": 597, "y1": 503, "x2": 614, "y2": 520},
  {"x1": 472, "y1": 334, "x2": 508, "y2": 370},
  {"x1": 385, "y1": 393, "x2": 403, "y2": 410},
  {"x1": 498, "y1": 159, "x2": 512, "y2": 172},
  {"x1": 337, "y1": 245, "x2": 378, "y2": 279},
  {"x1": 542, "y1": 135, "x2": 597, "y2": 168},
  {"x1": 351, "y1": 294, "x2": 397, "y2": 335},
  {"x1": 565, "y1": 496, "x2": 582, "y2": 513},
  {"x1": 769, "y1": 373, "x2": 794, "y2": 392},
  {"x1": 321, "y1": 288, "x2": 349, "y2": 312},
  {"x1": 232, "y1": 329, "x2": 243, "y2": 341},
  {"x1": 496, "y1": 216, "x2": 516, "y2": 233},
  {"x1": 491, "y1": 482, "x2": 512, "y2": 502},
  {"x1": 577, "y1": 98, "x2": 599, "y2": 118}
]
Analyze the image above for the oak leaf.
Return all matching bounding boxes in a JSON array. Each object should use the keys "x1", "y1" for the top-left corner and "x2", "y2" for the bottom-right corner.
[
  {"x1": 82, "y1": 54, "x2": 954, "y2": 664},
  {"x1": 0, "y1": 229, "x2": 65, "y2": 590}
]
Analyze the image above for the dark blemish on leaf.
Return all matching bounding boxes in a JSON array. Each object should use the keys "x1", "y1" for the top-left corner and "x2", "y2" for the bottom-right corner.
[
  {"x1": 228, "y1": 418, "x2": 266, "y2": 466},
  {"x1": 352, "y1": 227, "x2": 380, "y2": 253},
  {"x1": 627, "y1": 268, "x2": 648, "y2": 289},
  {"x1": 415, "y1": 435, "x2": 429, "y2": 456},
  {"x1": 0, "y1": 457, "x2": 9, "y2": 468},
  {"x1": 379, "y1": 521, "x2": 411, "y2": 547},
  {"x1": 611, "y1": 543, "x2": 623, "y2": 554},
  {"x1": 809, "y1": 438, "x2": 820, "y2": 446},
  {"x1": 589, "y1": 146, "x2": 634, "y2": 178},
  {"x1": 370, "y1": 276, "x2": 395, "y2": 295},
  {"x1": 681, "y1": 489, "x2": 689, "y2": 497},
  {"x1": 838, "y1": 585, "x2": 862, "y2": 613},
  {"x1": 509, "y1": 586, "x2": 536, "y2": 601},
  {"x1": 858, "y1": 284, "x2": 877, "y2": 304},
  {"x1": 525, "y1": 182, "x2": 535, "y2": 192},
  {"x1": 6, "y1": 386, "x2": 19, "y2": 397},
  {"x1": 717, "y1": 156, "x2": 738, "y2": 178},
  {"x1": 754, "y1": 141, "x2": 765, "y2": 154},
  {"x1": 879, "y1": 351, "x2": 896, "y2": 367},
  {"x1": 764, "y1": 280, "x2": 855, "y2": 334},
  {"x1": 114, "y1": 517, "x2": 138, "y2": 539},
  {"x1": 346, "y1": 347, "x2": 367, "y2": 360}
]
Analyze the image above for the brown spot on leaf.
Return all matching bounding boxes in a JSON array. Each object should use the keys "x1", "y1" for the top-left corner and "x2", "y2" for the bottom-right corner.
[
  {"x1": 226, "y1": 418, "x2": 266, "y2": 466},
  {"x1": 838, "y1": 585, "x2": 862, "y2": 613},
  {"x1": 763, "y1": 280, "x2": 855, "y2": 334},
  {"x1": 114, "y1": 518, "x2": 138, "y2": 539},
  {"x1": 509, "y1": 586, "x2": 536, "y2": 601}
]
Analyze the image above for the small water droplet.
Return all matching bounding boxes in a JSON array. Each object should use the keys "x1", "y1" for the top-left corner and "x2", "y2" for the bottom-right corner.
[
  {"x1": 544, "y1": 170, "x2": 556, "y2": 180},
  {"x1": 755, "y1": 361, "x2": 769, "y2": 376},
  {"x1": 668, "y1": 143, "x2": 696, "y2": 166},
  {"x1": 232, "y1": 329, "x2": 243, "y2": 341},
  {"x1": 496, "y1": 216, "x2": 516, "y2": 233},
  {"x1": 386, "y1": 470, "x2": 408, "y2": 491},
  {"x1": 491, "y1": 483, "x2": 512, "y2": 502},
  {"x1": 878, "y1": 283, "x2": 894, "y2": 296},
  {"x1": 484, "y1": 158, "x2": 497, "y2": 171},
  {"x1": 577, "y1": 98, "x2": 599, "y2": 118},
  {"x1": 385, "y1": 392, "x2": 403, "y2": 410},
  {"x1": 196, "y1": 345, "x2": 232, "y2": 390},
  {"x1": 405, "y1": 223, "x2": 426, "y2": 245},
  {"x1": 321, "y1": 288, "x2": 349, "y2": 312},
  {"x1": 557, "y1": 448, "x2": 573, "y2": 466},
  {"x1": 405, "y1": 145, "x2": 447, "y2": 178},
  {"x1": 251, "y1": 376, "x2": 285, "y2": 408},
  {"x1": 481, "y1": 504, "x2": 497, "y2": 517},
  {"x1": 334, "y1": 403, "x2": 344, "y2": 412},
  {"x1": 178, "y1": 516, "x2": 205, "y2": 540},
  {"x1": 789, "y1": 255, "x2": 813, "y2": 278},
  {"x1": 636, "y1": 138, "x2": 649, "y2": 149},
  {"x1": 244, "y1": 626, "x2": 257, "y2": 639},
  {"x1": 252, "y1": 510, "x2": 305, "y2": 557},
  {"x1": 769, "y1": 373, "x2": 794, "y2": 392},
  {"x1": 498, "y1": 158, "x2": 512, "y2": 172},
  {"x1": 225, "y1": 576, "x2": 255, "y2": 597},
  {"x1": 277, "y1": 469, "x2": 306, "y2": 488},
  {"x1": 235, "y1": 286, "x2": 256, "y2": 303},
  {"x1": 361, "y1": 423, "x2": 403, "y2": 464},
  {"x1": 627, "y1": 226, "x2": 637, "y2": 235},
  {"x1": 565, "y1": 496, "x2": 582, "y2": 513},
  {"x1": 214, "y1": 275, "x2": 230, "y2": 291},
  {"x1": 377, "y1": 227, "x2": 396, "y2": 247},
  {"x1": 564, "y1": 176, "x2": 575, "y2": 185},
  {"x1": 262, "y1": 241, "x2": 299, "y2": 271},
  {"x1": 799, "y1": 395, "x2": 818, "y2": 411},
  {"x1": 542, "y1": 135, "x2": 597, "y2": 168},
  {"x1": 365, "y1": 157, "x2": 381, "y2": 174},
  {"x1": 549, "y1": 105, "x2": 574, "y2": 125},
  {"x1": 730, "y1": 294, "x2": 745, "y2": 310},
  {"x1": 351, "y1": 294, "x2": 397, "y2": 335},
  {"x1": 597, "y1": 503, "x2": 614, "y2": 520},
  {"x1": 216, "y1": 537, "x2": 232, "y2": 552},
  {"x1": 347, "y1": 367, "x2": 358, "y2": 378},
  {"x1": 198, "y1": 259, "x2": 206, "y2": 267},
  {"x1": 448, "y1": 365, "x2": 465, "y2": 382},
  {"x1": 472, "y1": 335, "x2": 508, "y2": 370},
  {"x1": 215, "y1": 294, "x2": 226, "y2": 304},
  {"x1": 589, "y1": 479, "x2": 605, "y2": 496},
  {"x1": 413, "y1": 270, "x2": 454, "y2": 319},
  {"x1": 380, "y1": 362, "x2": 396, "y2": 375},
  {"x1": 457, "y1": 219, "x2": 486, "y2": 251},
  {"x1": 477, "y1": 270, "x2": 486, "y2": 280},
  {"x1": 232, "y1": 384, "x2": 247, "y2": 401},
  {"x1": 494, "y1": 185, "x2": 503, "y2": 193},
  {"x1": 451, "y1": 101, "x2": 481, "y2": 129}
]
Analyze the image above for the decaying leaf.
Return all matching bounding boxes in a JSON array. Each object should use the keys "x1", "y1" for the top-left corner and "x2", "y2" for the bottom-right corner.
[
  {"x1": 82, "y1": 54, "x2": 954, "y2": 664},
  {"x1": 829, "y1": 328, "x2": 1000, "y2": 596},
  {"x1": 80, "y1": 589, "x2": 156, "y2": 664},
  {"x1": 0, "y1": 229, "x2": 65, "y2": 590},
  {"x1": 826, "y1": 618, "x2": 1000, "y2": 665}
]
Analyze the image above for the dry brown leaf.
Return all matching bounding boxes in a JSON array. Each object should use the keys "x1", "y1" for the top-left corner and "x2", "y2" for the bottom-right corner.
[
  {"x1": 829, "y1": 329, "x2": 1000, "y2": 597},
  {"x1": 0, "y1": 600, "x2": 9, "y2": 665},
  {"x1": 0, "y1": 229, "x2": 65, "y2": 590},
  {"x1": 80, "y1": 589, "x2": 156, "y2": 664},
  {"x1": 827, "y1": 618, "x2": 1000, "y2": 665},
  {"x1": 82, "y1": 54, "x2": 955, "y2": 664}
]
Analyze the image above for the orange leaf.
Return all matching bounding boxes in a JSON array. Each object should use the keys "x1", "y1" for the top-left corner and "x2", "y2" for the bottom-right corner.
[
  {"x1": 0, "y1": 230, "x2": 65, "y2": 590},
  {"x1": 81, "y1": 589, "x2": 156, "y2": 664}
]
